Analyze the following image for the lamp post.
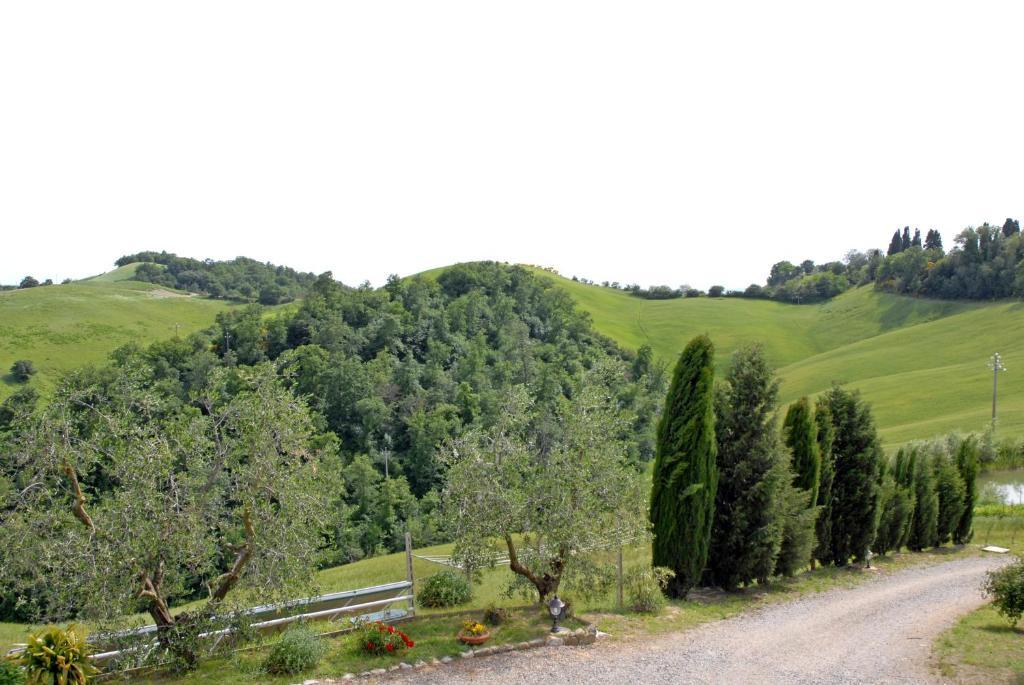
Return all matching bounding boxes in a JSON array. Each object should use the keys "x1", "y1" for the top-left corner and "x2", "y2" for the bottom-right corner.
[
  {"x1": 546, "y1": 595, "x2": 566, "y2": 633},
  {"x1": 989, "y1": 353, "x2": 1006, "y2": 431}
]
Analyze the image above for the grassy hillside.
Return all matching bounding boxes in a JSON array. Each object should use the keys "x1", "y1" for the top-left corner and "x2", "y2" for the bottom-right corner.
[
  {"x1": 507, "y1": 266, "x2": 1019, "y2": 448},
  {"x1": 0, "y1": 264, "x2": 236, "y2": 400}
]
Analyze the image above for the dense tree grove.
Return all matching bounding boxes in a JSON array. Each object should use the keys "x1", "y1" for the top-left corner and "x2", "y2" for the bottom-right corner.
[
  {"x1": 0, "y1": 262, "x2": 663, "y2": 627},
  {"x1": 649, "y1": 335, "x2": 717, "y2": 598},
  {"x1": 118, "y1": 251, "x2": 318, "y2": 304}
]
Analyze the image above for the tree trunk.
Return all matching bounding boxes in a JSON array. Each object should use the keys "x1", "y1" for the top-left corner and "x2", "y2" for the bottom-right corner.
[{"x1": 504, "y1": 535, "x2": 564, "y2": 602}]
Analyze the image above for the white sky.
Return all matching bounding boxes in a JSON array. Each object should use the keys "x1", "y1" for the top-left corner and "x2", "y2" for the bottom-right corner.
[{"x1": 2, "y1": 2, "x2": 1023, "y2": 289}]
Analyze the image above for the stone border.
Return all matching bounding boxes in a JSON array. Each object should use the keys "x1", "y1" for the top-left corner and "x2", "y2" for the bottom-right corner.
[{"x1": 296, "y1": 624, "x2": 599, "y2": 683}]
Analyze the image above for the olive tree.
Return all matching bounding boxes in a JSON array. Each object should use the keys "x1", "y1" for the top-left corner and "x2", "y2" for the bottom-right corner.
[
  {"x1": 441, "y1": 364, "x2": 647, "y2": 602},
  {"x1": 0, "y1": 363, "x2": 338, "y2": 669}
]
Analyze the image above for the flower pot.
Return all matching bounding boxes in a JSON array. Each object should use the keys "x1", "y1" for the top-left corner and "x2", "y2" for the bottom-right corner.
[{"x1": 457, "y1": 630, "x2": 491, "y2": 645}]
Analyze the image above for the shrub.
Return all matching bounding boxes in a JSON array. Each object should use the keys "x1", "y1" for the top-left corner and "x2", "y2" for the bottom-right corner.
[
  {"x1": 9, "y1": 361, "x2": 35, "y2": 383},
  {"x1": 354, "y1": 621, "x2": 413, "y2": 656},
  {"x1": 625, "y1": 567, "x2": 675, "y2": 613},
  {"x1": 263, "y1": 623, "x2": 326, "y2": 676},
  {"x1": 0, "y1": 660, "x2": 25, "y2": 685},
  {"x1": 417, "y1": 570, "x2": 471, "y2": 608},
  {"x1": 16, "y1": 625, "x2": 98, "y2": 685},
  {"x1": 482, "y1": 604, "x2": 510, "y2": 626},
  {"x1": 984, "y1": 560, "x2": 1024, "y2": 627}
]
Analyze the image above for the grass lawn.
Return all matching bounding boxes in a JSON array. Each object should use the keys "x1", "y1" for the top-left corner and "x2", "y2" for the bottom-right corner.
[
  {"x1": 130, "y1": 606, "x2": 583, "y2": 685},
  {"x1": 934, "y1": 603, "x2": 1024, "y2": 684},
  {"x1": 0, "y1": 265, "x2": 236, "y2": 400}
]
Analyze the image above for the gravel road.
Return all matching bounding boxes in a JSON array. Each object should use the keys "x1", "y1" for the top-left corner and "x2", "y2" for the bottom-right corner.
[{"x1": 381, "y1": 555, "x2": 1005, "y2": 685}]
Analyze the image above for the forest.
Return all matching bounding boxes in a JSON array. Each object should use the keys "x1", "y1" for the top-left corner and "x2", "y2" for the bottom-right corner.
[{"x1": 0, "y1": 262, "x2": 664, "y2": 623}]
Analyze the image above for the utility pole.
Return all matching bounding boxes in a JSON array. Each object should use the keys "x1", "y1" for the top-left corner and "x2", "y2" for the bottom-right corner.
[
  {"x1": 989, "y1": 352, "x2": 1006, "y2": 431},
  {"x1": 224, "y1": 330, "x2": 232, "y2": 354}
]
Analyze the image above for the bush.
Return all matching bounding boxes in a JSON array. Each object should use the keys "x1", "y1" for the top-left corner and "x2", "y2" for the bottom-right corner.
[
  {"x1": 354, "y1": 621, "x2": 413, "y2": 656},
  {"x1": 417, "y1": 570, "x2": 471, "y2": 608},
  {"x1": 16, "y1": 625, "x2": 98, "y2": 684},
  {"x1": 482, "y1": 604, "x2": 510, "y2": 626},
  {"x1": 0, "y1": 661, "x2": 25, "y2": 685},
  {"x1": 625, "y1": 567, "x2": 675, "y2": 613},
  {"x1": 984, "y1": 560, "x2": 1024, "y2": 627},
  {"x1": 263, "y1": 623, "x2": 326, "y2": 676},
  {"x1": 9, "y1": 361, "x2": 35, "y2": 383}
]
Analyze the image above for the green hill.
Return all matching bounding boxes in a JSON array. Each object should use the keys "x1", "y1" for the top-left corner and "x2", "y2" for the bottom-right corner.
[
  {"x1": 511, "y1": 266, "x2": 1020, "y2": 448},
  {"x1": 0, "y1": 264, "x2": 237, "y2": 399}
]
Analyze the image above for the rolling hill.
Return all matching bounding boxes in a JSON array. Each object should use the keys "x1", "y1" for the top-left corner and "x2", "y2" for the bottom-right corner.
[
  {"x1": 0, "y1": 264, "x2": 237, "y2": 400},
  {"x1": 4, "y1": 260, "x2": 1021, "y2": 449},
  {"x1": 515, "y1": 266, "x2": 1023, "y2": 449}
]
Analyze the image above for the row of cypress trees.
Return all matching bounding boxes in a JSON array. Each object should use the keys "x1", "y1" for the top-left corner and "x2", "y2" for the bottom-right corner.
[
  {"x1": 650, "y1": 335, "x2": 973, "y2": 598},
  {"x1": 874, "y1": 438, "x2": 979, "y2": 555}
]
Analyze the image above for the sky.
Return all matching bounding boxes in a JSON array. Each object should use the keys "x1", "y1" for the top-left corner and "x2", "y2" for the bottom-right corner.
[{"x1": 2, "y1": 1, "x2": 1023, "y2": 290}]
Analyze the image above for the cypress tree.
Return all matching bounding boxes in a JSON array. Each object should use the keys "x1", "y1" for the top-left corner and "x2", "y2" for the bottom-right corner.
[
  {"x1": 650, "y1": 335, "x2": 717, "y2": 598},
  {"x1": 776, "y1": 479, "x2": 819, "y2": 577},
  {"x1": 823, "y1": 386, "x2": 883, "y2": 566},
  {"x1": 934, "y1": 454, "x2": 966, "y2": 546},
  {"x1": 901, "y1": 226, "x2": 912, "y2": 251},
  {"x1": 1002, "y1": 217, "x2": 1020, "y2": 238},
  {"x1": 874, "y1": 461, "x2": 913, "y2": 556},
  {"x1": 812, "y1": 398, "x2": 835, "y2": 568},
  {"x1": 708, "y1": 344, "x2": 786, "y2": 590},
  {"x1": 924, "y1": 229, "x2": 944, "y2": 251},
  {"x1": 784, "y1": 398, "x2": 820, "y2": 505},
  {"x1": 954, "y1": 437, "x2": 979, "y2": 544},
  {"x1": 912, "y1": 228, "x2": 922, "y2": 248},
  {"x1": 887, "y1": 230, "x2": 903, "y2": 256},
  {"x1": 905, "y1": 447, "x2": 938, "y2": 551}
]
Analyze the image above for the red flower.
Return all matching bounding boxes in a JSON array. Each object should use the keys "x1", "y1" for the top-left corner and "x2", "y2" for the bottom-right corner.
[
  {"x1": 388, "y1": 625, "x2": 395, "y2": 634},
  {"x1": 366, "y1": 641, "x2": 374, "y2": 650},
  {"x1": 407, "y1": 640, "x2": 415, "y2": 648},
  {"x1": 386, "y1": 643, "x2": 394, "y2": 652}
]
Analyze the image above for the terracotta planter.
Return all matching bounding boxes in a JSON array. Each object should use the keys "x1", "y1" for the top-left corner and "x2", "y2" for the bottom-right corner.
[{"x1": 457, "y1": 630, "x2": 491, "y2": 645}]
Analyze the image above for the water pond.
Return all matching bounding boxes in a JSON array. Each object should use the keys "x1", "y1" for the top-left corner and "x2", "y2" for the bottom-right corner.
[{"x1": 978, "y1": 470, "x2": 1024, "y2": 504}]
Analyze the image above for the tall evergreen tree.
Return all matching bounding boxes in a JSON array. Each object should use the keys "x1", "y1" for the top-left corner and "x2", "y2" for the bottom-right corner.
[
  {"x1": 778, "y1": 397, "x2": 822, "y2": 575},
  {"x1": 953, "y1": 437, "x2": 979, "y2": 545},
  {"x1": 934, "y1": 455, "x2": 966, "y2": 546},
  {"x1": 650, "y1": 335, "x2": 718, "y2": 598},
  {"x1": 776, "y1": 479, "x2": 819, "y2": 577},
  {"x1": 911, "y1": 228, "x2": 922, "y2": 248},
  {"x1": 708, "y1": 344, "x2": 786, "y2": 590},
  {"x1": 783, "y1": 398, "x2": 820, "y2": 505},
  {"x1": 924, "y1": 229, "x2": 943, "y2": 251},
  {"x1": 888, "y1": 230, "x2": 904, "y2": 256},
  {"x1": 822, "y1": 386, "x2": 883, "y2": 566},
  {"x1": 1002, "y1": 217, "x2": 1020, "y2": 238},
  {"x1": 874, "y1": 466, "x2": 913, "y2": 556},
  {"x1": 905, "y1": 447, "x2": 938, "y2": 551},
  {"x1": 812, "y1": 399, "x2": 835, "y2": 568},
  {"x1": 901, "y1": 226, "x2": 912, "y2": 251}
]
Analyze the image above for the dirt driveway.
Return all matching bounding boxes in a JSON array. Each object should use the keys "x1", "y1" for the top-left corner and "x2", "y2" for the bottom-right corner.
[{"x1": 383, "y1": 555, "x2": 1005, "y2": 684}]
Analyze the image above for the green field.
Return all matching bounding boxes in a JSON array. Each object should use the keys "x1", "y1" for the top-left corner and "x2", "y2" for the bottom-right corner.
[
  {"x1": 0, "y1": 265, "x2": 237, "y2": 400},
  {"x1": 512, "y1": 267, "x2": 1024, "y2": 448}
]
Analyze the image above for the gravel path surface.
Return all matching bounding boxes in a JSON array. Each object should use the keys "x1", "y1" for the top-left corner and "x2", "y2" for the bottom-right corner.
[{"x1": 381, "y1": 555, "x2": 1006, "y2": 685}]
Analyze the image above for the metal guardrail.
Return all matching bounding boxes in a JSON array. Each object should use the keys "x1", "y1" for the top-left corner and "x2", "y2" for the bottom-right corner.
[
  {"x1": 85, "y1": 580, "x2": 415, "y2": 664},
  {"x1": 10, "y1": 533, "x2": 420, "y2": 669}
]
